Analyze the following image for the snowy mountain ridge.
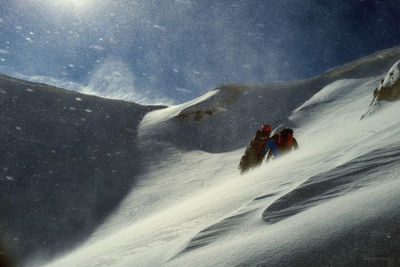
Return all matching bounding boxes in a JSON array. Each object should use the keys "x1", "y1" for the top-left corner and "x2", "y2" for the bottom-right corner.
[
  {"x1": 139, "y1": 46, "x2": 400, "y2": 153},
  {"x1": 1, "y1": 46, "x2": 400, "y2": 266}
]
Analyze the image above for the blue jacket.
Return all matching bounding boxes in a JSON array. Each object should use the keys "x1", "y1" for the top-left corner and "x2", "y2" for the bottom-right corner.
[{"x1": 265, "y1": 138, "x2": 279, "y2": 157}]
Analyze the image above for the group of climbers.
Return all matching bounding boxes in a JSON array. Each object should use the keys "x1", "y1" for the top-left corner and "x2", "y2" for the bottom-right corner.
[{"x1": 238, "y1": 124, "x2": 298, "y2": 174}]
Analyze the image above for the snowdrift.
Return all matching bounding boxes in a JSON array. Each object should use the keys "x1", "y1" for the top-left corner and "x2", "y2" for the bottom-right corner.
[
  {"x1": 262, "y1": 144, "x2": 400, "y2": 224},
  {"x1": 1, "y1": 46, "x2": 400, "y2": 266}
]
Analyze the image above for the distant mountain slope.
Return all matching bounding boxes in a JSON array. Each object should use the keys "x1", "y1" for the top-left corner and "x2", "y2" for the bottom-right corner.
[
  {"x1": 139, "y1": 46, "x2": 400, "y2": 153},
  {"x1": 1, "y1": 46, "x2": 400, "y2": 267},
  {"x1": 0, "y1": 73, "x2": 163, "y2": 264}
]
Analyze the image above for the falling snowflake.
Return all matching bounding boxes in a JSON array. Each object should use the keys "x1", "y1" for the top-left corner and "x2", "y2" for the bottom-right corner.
[{"x1": 5, "y1": 176, "x2": 14, "y2": 181}]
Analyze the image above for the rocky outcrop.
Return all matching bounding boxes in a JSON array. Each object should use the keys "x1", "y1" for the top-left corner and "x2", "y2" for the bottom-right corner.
[
  {"x1": 373, "y1": 63, "x2": 400, "y2": 102},
  {"x1": 362, "y1": 60, "x2": 400, "y2": 119},
  {"x1": 176, "y1": 110, "x2": 213, "y2": 121}
]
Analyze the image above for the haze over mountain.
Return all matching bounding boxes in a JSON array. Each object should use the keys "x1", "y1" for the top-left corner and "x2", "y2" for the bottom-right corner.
[
  {"x1": 1, "y1": 0, "x2": 400, "y2": 103},
  {"x1": 1, "y1": 46, "x2": 400, "y2": 266}
]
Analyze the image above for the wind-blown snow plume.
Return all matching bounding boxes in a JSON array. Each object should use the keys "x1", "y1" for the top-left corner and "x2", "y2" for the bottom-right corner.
[{"x1": 82, "y1": 58, "x2": 175, "y2": 105}]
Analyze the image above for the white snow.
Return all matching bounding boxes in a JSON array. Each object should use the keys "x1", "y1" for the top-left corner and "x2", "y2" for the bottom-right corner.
[
  {"x1": 89, "y1": 45, "x2": 105, "y2": 51},
  {"x1": 40, "y1": 59, "x2": 400, "y2": 266},
  {"x1": 139, "y1": 89, "x2": 219, "y2": 129},
  {"x1": 153, "y1": 24, "x2": 167, "y2": 30}
]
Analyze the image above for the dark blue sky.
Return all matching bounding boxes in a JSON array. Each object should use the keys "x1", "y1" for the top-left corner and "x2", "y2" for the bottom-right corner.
[{"x1": 1, "y1": 0, "x2": 400, "y2": 104}]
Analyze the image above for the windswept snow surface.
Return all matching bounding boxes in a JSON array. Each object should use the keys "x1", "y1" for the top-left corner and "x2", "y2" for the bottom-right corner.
[{"x1": 41, "y1": 65, "x2": 400, "y2": 266}]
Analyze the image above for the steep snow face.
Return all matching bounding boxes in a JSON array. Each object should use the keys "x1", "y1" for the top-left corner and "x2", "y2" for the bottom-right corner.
[
  {"x1": 41, "y1": 54, "x2": 400, "y2": 266},
  {"x1": 137, "y1": 82, "x2": 306, "y2": 153}
]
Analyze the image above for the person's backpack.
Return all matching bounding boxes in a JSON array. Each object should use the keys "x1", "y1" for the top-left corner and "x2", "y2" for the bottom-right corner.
[
  {"x1": 248, "y1": 130, "x2": 269, "y2": 159},
  {"x1": 277, "y1": 128, "x2": 294, "y2": 146},
  {"x1": 271, "y1": 128, "x2": 298, "y2": 153},
  {"x1": 238, "y1": 130, "x2": 268, "y2": 172}
]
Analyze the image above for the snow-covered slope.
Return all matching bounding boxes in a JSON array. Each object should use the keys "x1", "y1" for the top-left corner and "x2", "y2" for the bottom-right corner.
[
  {"x1": 0, "y1": 74, "x2": 163, "y2": 265},
  {"x1": 2, "y1": 47, "x2": 400, "y2": 266},
  {"x1": 138, "y1": 46, "x2": 400, "y2": 153},
  {"x1": 34, "y1": 48, "x2": 400, "y2": 267}
]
